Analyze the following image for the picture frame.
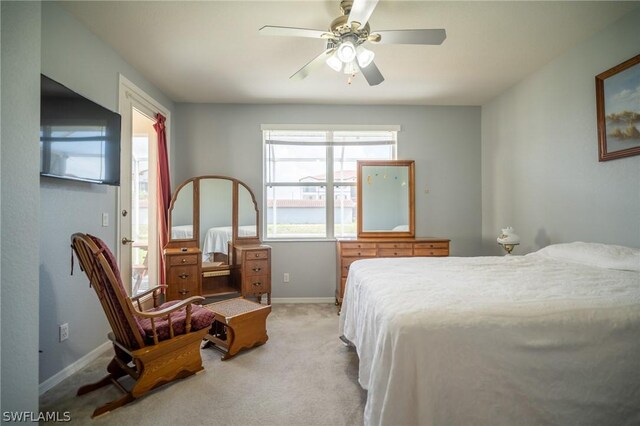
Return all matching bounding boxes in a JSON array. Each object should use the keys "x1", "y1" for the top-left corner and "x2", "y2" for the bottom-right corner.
[{"x1": 595, "y1": 54, "x2": 640, "y2": 161}]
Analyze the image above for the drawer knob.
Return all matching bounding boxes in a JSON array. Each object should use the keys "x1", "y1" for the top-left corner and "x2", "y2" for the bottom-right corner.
[
  {"x1": 429, "y1": 244, "x2": 434, "y2": 248},
  {"x1": 394, "y1": 252, "x2": 397, "y2": 255},
  {"x1": 178, "y1": 289, "x2": 189, "y2": 295},
  {"x1": 357, "y1": 252, "x2": 361, "y2": 256},
  {"x1": 252, "y1": 267, "x2": 262, "y2": 272},
  {"x1": 252, "y1": 282, "x2": 261, "y2": 286},
  {"x1": 181, "y1": 258, "x2": 187, "y2": 263},
  {"x1": 429, "y1": 251, "x2": 434, "y2": 255},
  {"x1": 255, "y1": 253, "x2": 260, "y2": 257},
  {"x1": 178, "y1": 273, "x2": 189, "y2": 279}
]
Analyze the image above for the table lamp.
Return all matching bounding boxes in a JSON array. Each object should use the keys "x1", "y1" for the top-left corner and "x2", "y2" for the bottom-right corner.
[{"x1": 497, "y1": 226, "x2": 520, "y2": 255}]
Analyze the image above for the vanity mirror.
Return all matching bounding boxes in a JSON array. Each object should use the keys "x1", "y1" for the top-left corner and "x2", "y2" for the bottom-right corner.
[
  {"x1": 165, "y1": 176, "x2": 269, "y2": 302},
  {"x1": 357, "y1": 160, "x2": 415, "y2": 238}
]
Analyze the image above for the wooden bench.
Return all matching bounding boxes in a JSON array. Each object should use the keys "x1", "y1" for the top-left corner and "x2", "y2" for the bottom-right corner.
[{"x1": 202, "y1": 298, "x2": 271, "y2": 360}]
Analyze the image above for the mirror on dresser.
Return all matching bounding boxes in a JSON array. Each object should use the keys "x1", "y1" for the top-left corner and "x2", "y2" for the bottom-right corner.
[
  {"x1": 165, "y1": 176, "x2": 270, "y2": 303},
  {"x1": 357, "y1": 160, "x2": 415, "y2": 238}
]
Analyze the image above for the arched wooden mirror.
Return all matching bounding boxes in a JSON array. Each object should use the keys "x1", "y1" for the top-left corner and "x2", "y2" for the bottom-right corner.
[
  {"x1": 357, "y1": 160, "x2": 415, "y2": 238},
  {"x1": 167, "y1": 176, "x2": 260, "y2": 265}
]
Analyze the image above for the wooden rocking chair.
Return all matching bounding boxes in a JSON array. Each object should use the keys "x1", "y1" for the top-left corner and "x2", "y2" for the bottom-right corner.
[{"x1": 70, "y1": 233, "x2": 215, "y2": 417}]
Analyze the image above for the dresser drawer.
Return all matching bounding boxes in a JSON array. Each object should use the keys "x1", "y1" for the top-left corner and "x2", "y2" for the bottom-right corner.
[
  {"x1": 168, "y1": 254, "x2": 199, "y2": 266},
  {"x1": 414, "y1": 242, "x2": 449, "y2": 250},
  {"x1": 245, "y1": 249, "x2": 269, "y2": 260},
  {"x1": 377, "y1": 242, "x2": 413, "y2": 249},
  {"x1": 244, "y1": 275, "x2": 269, "y2": 295},
  {"x1": 245, "y1": 259, "x2": 268, "y2": 277},
  {"x1": 414, "y1": 248, "x2": 449, "y2": 257},
  {"x1": 342, "y1": 248, "x2": 377, "y2": 257},
  {"x1": 167, "y1": 265, "x2": 199, "y2": 300},
  {"x1": 341, "y1": 257, "x2": 368, "y2": 277},
  {"x1": 340, "y1": 242, "x2": 377, "y2": 250},
  {"x1": 168, "y1": 265, "x2": 198, "y2": 282},
  {"x1": 378, "y1": 248, "x2": 413, "y2": 257}
]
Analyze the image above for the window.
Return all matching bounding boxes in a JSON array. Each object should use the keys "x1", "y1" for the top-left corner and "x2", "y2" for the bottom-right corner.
[{"x1": 263, "y1": 127, "x2": 398, "y2": 240}]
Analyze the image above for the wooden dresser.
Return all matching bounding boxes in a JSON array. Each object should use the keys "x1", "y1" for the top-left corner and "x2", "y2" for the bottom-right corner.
[
  {"x1": 164, "y1": 247, "x2": 202, "y2": 301},
  {"x1": 233, "y1": 245, "x2": 272, "y2": 304},
  {"x1": 335, "y1": 238, "x2": 450, "y2": 305}
]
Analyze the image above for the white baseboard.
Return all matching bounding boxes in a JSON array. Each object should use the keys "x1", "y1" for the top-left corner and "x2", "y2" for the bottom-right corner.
[
  {"x1": 270, "y1": 297, "x2": 335, "y2": 304},
  {"x1": 39, "y1": 341, "x2": 111, "y2": 395}
]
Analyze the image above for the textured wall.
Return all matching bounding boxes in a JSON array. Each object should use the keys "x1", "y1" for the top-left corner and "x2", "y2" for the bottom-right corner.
[
  {"x1": 175, "y1": 104, "x2": 482, "y2": 298},
  {"x1": 481, "y1": 8, "x2": 640, "y2": 255},
  {"x1": 1, "y1": 1, "x2": 41, "y2": 413}
]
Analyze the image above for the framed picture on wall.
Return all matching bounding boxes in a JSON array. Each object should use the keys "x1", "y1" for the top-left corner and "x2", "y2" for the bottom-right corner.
[{"x1": 595, "y1": 54, "x2": 640, "y2": 162}]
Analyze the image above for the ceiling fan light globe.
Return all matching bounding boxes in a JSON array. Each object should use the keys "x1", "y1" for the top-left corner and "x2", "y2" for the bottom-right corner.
[
  {"x1": 326, "y1": 54, "x2": 344, "y2": 72},
  {"x1": 337, "y1": 41, "x2": 357, "y2": 63},
  {"x1": 356, "y1": 46, "x2": 375, "y2": 68}
]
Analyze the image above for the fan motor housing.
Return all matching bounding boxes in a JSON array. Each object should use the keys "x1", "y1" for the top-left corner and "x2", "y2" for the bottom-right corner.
[{"x1": 330, "y1": 15, "x2": 370, "y2": 43}]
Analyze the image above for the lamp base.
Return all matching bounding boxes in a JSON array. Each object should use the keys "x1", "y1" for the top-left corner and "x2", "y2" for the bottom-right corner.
[{"x1": 500, "y1": 243, "x2": 518, "y2": 255}]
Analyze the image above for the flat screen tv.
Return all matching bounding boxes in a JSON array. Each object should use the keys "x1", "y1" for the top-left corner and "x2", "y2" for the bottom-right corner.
[{"x1": 40, "y1": 74, "x2": 121, "y2": 186}]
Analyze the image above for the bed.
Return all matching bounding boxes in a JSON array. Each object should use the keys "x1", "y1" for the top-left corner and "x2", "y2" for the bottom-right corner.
[{"x1": 339, "y1": 242, "x2": 640, "y2": 426}]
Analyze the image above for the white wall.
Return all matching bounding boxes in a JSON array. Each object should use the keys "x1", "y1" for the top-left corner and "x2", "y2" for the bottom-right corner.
[
  {"x1": 38, "y1": 2, "x2": 175, "y2": 384},
  {"x1": 175, "y1": 104, "x2": 482, "y2": 298},
  {"x1": 481, "y1": 8, "x2": 640, "y2": 254},
  {"x1": 1, "y1": 1, "x2": 41, "y2": 413}
]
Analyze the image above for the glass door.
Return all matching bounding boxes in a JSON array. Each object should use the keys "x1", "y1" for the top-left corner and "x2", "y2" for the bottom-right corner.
[
  {"x1": 129, "y1": 108, "x2": 158, "y2": 294},
  {"x1": 118, "y1": 75, "x2": 169, "y2": 295}
]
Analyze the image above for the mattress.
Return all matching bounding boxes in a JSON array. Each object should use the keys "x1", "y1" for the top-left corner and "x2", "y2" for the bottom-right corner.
[{"x1": 339, "y1": 243, "x2": 640, "y2": 425}]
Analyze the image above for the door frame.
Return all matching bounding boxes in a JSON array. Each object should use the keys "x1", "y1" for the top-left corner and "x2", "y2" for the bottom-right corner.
[{"x1": 117, "y1": 74, "x2": 171, "y2": 294}]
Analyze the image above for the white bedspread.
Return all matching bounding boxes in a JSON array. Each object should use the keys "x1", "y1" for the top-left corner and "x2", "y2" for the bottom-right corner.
[
  {"x1": 170, "y1": 225, "x2": 193, "y2": 239},
  {"x1": 339, "y1": 254, "x2": 640, "y2": 426},
  {"x1": 202, "y1": 225, "x2": 256, "y2": 259}
]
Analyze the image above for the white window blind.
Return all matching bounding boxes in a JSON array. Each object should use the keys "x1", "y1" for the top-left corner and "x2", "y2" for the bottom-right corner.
[{"x1": 263, "y1": 128, "x2": 397, "y2": 240}]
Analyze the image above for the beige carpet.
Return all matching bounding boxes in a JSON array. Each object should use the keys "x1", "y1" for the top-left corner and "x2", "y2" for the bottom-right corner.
[{"x1": 40, "y1": 303, "x2": 366, "y2": 425}]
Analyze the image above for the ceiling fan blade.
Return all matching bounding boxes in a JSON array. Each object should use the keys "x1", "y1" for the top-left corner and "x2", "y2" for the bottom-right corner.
[
  {"x1": 347, "y1": 0, "x2": 379, "y2": 28},
  {"x1": 360, "y1": 61, "x2": 384, "y2": 86},
  {"x1": 373, "y1": 29, "x2": 447, "y2": 45},
  {"x1": 290, "y1": 48, "x2": 336, "y2": 81},
  {"x1": 259, "y1": 25, "x2": 334, "y2": 40}
]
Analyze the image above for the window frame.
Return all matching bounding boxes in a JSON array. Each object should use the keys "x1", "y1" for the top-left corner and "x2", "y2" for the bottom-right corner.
[{"x1": 262, "y1": 125, "x2": 399, "y2": 242}]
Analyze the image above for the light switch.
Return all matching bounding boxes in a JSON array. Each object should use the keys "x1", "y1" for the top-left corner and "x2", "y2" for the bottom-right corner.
[{"x1": 102, "y1": 212, "x2": 109, "y2": 227}]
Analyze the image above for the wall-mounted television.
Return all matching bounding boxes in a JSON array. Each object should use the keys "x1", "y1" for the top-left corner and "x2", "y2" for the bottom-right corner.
[{"x1": 40, "y1": 74, "x2": 121, "y2": 186}]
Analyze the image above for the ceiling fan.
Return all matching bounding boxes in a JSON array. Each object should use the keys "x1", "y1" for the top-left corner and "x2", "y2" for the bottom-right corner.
[{"x1": 259, "y1": 0, "x2": 446, "y2": 86}]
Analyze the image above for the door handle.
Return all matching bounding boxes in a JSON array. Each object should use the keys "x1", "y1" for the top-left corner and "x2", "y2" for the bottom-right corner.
[{"x1": 122, "y1": 237, "x2": 135, "y2": 245}]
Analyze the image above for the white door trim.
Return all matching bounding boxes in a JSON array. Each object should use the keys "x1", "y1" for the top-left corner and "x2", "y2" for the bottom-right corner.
[{"x1": 117, "y1": 74, "x2": 171, "y2": 289}]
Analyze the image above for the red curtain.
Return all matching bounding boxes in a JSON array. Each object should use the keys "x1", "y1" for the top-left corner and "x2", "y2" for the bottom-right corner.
[{"x1": 154, "y1": 113, "x2": 171, "y2": 285}]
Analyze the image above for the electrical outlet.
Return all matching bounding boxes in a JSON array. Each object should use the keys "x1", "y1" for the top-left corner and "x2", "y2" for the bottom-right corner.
[
  {"x1": 283, "y1": 273, "x2": 290, "y2": 283},
  {"x1": 59, "y1": 323, "x2": 69, "y2": 342},
  {"x1": 102, "y1": 212, "x2": 109, "y2": 227}
]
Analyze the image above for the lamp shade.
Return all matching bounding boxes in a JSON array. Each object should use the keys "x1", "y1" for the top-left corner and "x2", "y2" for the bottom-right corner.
[
  {"x1": 356, "y1": 46, "x2": 375, "y2": 68},
  {"x1": 326, "y1": 53, "x2": 343, "y2": 72},
  {"x1": 497, "y1": 227, "x2": 521, "y2": 245},
  {"x1": 337, "y1": 41, "x2": 357, "y2": 63}
]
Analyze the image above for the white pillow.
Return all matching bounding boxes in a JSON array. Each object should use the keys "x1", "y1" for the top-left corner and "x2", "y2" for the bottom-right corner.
[{"x1": 532, "y1": 242, "x2": 640, "y2": 272}]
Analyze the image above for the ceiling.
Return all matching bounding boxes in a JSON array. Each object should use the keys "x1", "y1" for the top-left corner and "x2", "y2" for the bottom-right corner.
[{"x1": 60, "y1": 1, "x2": 638, "y2": 106}]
